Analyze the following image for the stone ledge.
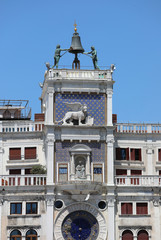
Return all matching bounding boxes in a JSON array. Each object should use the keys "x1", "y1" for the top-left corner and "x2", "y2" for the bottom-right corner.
[
  {"x1": 8, "y1": 214, "x2": 41, "y2": 219},
  {"x1": 119, "y1": 214, "x2": 151, "y2": 218}
]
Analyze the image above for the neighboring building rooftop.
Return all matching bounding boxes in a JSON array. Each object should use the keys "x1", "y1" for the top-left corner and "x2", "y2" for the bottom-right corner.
[{"x1": 0, "y1": 99, "x2": 31, "y2": 120}]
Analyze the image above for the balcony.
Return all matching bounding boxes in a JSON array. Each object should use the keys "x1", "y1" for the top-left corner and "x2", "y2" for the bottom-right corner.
[
  {"x1": 116, "y1": 123, "x2": 161, "y2": 134},
  {"x1": 0, "y1": 175, "x2": 46, "y2": 186},
  {"x1": 116, "y1": 175, "x2": 161, "y2": 186}
]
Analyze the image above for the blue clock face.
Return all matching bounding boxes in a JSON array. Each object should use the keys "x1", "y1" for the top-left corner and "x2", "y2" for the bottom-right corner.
[{"x1": 62, "y1": 211, "x2": 99, "y2": 240}]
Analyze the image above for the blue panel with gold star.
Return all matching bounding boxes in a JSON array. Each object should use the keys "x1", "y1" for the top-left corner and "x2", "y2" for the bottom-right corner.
[
  {"x1": 55, "y1": 93, "x2": 106, "y2": 125},
  {"x1": 55, "y1": 142, "x2": 105, "y2": 163}
]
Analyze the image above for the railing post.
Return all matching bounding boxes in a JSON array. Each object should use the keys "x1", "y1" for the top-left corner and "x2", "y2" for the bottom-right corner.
[
  {"x1": 147, "y1": 124, "x2": 151, "y2": 133},
  {"x1": 21, "y1": 176, "x2": 25, "y2": 186}
]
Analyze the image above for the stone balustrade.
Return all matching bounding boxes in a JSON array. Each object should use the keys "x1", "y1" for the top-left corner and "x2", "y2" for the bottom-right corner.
[
  {"x1": 0, "y1": 175, "x2": 46, "y2": 186},
  {"x1": 116, "y1": 175, "x2": 161, "y2": 186},
  {"x1": 46, "y1": 69, "x2": 112, "y2": 81},
  {"x1": 1, "y1": 174, "x2": 161, "y2": 187},
  {"x1": 0, "y1": 121, "x2": 44, "y2": 133},
  {"x1": 116, "y1": 123, "x2": 161, "y2": 134}
]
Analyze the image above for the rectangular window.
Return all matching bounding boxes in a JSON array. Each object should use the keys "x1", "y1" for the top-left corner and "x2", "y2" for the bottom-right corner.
[
  {"x1": 116, "y1": 169, "x2": 127, "y2": 175},
  {"x1": 58, "y1": 164, "x2": 68, "y2": 182},
  {"x1": 131, "y1": 170, "x2": 142, "y2": 175},
  {"x1": 159, "y1": 170, "x2": 161, "y2": 184},
  {"x1": 121, "y1": 203, "x2": 133, "y2": 215},
  {"x1": 136, "y1": 203, "x2": 148, "y2": 215},
  {"x1": 59, "y1": 168, "x2": 68, "y2": 174},
  {"x1": 26, "y1": 202, "x2": 37, "y2": 214},
  {"x1": 93, "y1": 167, "x2": 102, "y2": 174},
  {"x1": 9, "y1": 169, "x2": 21, "y2": 175},
  {"x1": 116, "y1": 148, "x2": 129, "y2": 160},
  {"x1": 131, "y1": 170, "x2": 142, "y2": 185},
  {"x1": 25, "y1": 169, "x2": 32, "y2": 174},
  {"x1": 9, "y1": 148, "x2": 21, "y2": 160},
  {"x1": 93, "y1": 164, "x2": 103, "y2": 182},
  {"x1": 130, "y1": 148, "x2": 142, "y2": 161},
  {"x1": 158, "y1": 149, "x2": 161, "y2": 161},
  {"x1": 10, "y1": 203, "x2": 22, "y2": 214},
  {"x1": 116, "y1": 169, "x2": 127, "y2": 184},
  {"x1": 25, "y1": 147, "x2": 36, "y2": 159}
]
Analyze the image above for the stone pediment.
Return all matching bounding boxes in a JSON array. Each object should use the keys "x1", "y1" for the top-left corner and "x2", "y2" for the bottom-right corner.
[{"x1": 69, "y1": 144, "x2": 91, "y2": 153}]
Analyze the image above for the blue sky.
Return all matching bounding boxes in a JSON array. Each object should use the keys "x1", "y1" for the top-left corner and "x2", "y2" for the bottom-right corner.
[{"x1": 0, "y1": 0, "x2": 161, "y2": 122}]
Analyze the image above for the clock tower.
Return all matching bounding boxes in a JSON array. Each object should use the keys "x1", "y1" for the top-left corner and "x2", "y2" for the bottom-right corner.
[{"x1": 40, "y1": 27, "x2": 116, "y2": 240}]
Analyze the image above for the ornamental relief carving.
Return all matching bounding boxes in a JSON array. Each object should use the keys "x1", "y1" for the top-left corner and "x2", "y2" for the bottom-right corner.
[{"x1": 55, "y1": 102, "x2": 94, "y2": 126}]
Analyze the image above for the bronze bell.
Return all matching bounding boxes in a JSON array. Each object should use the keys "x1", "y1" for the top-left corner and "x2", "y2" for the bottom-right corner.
[
  {"x1": 69, "y1": 24, "x2": 84, "y2": 69},
  {"x1": 69, "y1": 32, "x2": 84, "y2": 54}
]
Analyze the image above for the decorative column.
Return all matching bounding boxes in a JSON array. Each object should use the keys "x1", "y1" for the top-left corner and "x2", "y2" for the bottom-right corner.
[
  {"x1": 106, "y1": 135, "x2": 114, "y2": 185},
  {"x1": 46, "y1": 88, "x2": 54, "y2": 124},
  {"x1": 107, "y1": 197, "x2": 116, "y2": 240},
  {"x1": 0, "y1": 200, "x2": 2, "y2": 240},
  {"x1": 106, "y1": 90, "x2": 113, "y2": 126},
  {"x1": 0, "y1": 145, "x2": 4, "y2": 175},
  {"x1": 46, "y1": 193, "x2": 55, "y2": 240},
  {"x1": 153, "y1": 198, "x2": 161, "y2": 239},
  {"x1": 146, "y1": 140, "x2": 154, "y2": 175},
  {"x1": 70, "y1": 153, "x2": 75, "y2": 180},
  {"x1": 46, "y1": 135, "x2": 55, "y2": 185},
  {"x1": 86, "y1": 153, "x2": 91, "y2": 180}
]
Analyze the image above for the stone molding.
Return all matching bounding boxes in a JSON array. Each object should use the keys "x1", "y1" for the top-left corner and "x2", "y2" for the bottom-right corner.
[
  {"x1": 119, "y1": 226, "x2": 151, "y2": 239},
  {"x1": 7, "y1": 226, "x2": 41, "y2": 238}
]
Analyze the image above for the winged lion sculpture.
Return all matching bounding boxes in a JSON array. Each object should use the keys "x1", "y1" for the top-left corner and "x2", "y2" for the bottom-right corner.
[{"x1": 55, "y1": 102, "x2": 93, "y2": 126}]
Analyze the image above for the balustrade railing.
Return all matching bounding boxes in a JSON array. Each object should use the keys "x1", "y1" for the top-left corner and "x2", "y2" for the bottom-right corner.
[
  {"x1": 0, "y1": 175, "x2": 46, "y2": 186},
  {"x1": 0, "y1": 121, "x2": 44, "y2": 133},
  {"x1": 116, "y1": 123, "x2": 161, "y2": 134},
  {"x1": 46, "y1": 69, "x2": 112, "y2": 80},
  {"x1": 1, "y1": 175, "x2": 161, "y2": 187},
  {"x1": 116, "y1": 175, "x2": 161, "y2": 186}
]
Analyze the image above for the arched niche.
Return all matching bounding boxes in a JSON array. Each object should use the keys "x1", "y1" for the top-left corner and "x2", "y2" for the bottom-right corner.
[{"x1": 69, "y1": 144, "x2": 91, "y2": 181}]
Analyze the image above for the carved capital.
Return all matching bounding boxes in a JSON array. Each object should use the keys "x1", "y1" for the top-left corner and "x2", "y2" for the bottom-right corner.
[
  {"x1": 46, "y1": 195, "x2": 55, "y2": 206},
  {"x1": 107, "y1": 197, "x2": 116, "y2": 207},
  {"x1": 146, "y1": 147, "x2": 154, "y2": 154},
  {"x1": 47, "y1": 87, "x2": 55, "y2": 94},
  {"x1": 0, "y1": 147, "x2": 4, "y2": 154},
  {"x1": 153, "y1": 198, "x2": 160, "y2": 207},
  {"x1": 106, "y1": 90, "x2": 113, "y2": 97},
  {"x1": 106, "y1": 135, "x2": 115, "y2": 144},
  {"x1": 0, "y1": 198, "x2": 4, "y2": 206},
  {"x1": 46, "y1": 135, "x2": 55, "y2": 145}
]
